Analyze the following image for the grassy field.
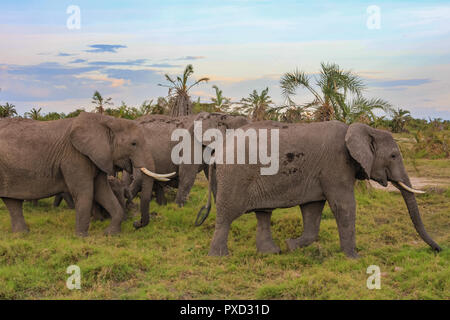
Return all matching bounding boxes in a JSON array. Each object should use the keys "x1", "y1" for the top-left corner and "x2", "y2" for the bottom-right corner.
[{"x1": 0, "y1": 150, "x2": 449, "y2": 299}]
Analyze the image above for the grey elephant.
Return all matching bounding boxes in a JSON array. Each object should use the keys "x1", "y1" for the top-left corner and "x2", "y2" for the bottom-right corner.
[
  {"x1": 53, "y1": 192, "x2": 75, "y2": 209},
  {"x1": 54, "y1": 176, "x2": 134, "y2": 220},
  {"x1": 130, "y1": 112, "x2": 250, "y2": 229},
  {"x1": 201, "y1": 121, "x2": 441, "y2": 257},
  {"x1": 0, "y1": 112, "x2": 173, "y2": 236}
]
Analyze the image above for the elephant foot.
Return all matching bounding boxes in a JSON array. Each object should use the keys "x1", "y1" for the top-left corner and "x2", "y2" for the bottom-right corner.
[
  {"x1": 75, "y1": 230, "x2": 89, "y2": 237},
  {"x1": 208, "y1": 245, "x2": 229, "y2": 256},
  {"x1": 156, "y1": 195, "x2": 167, "y2": 206},
  {"x1": 343, "y1": 250, "x2": 359, "y2": 259},
  {"x1": 286, "y1": 236, "x2": 316, "y2": 251},
  {"x1": 104, "y1": 226, "x2": 121, "y2": 236},
  {"x1": 257, "y1": 240, "x2": 281, "y2": 254},
  {"x1": 175, "y1": 197, "x2": 186, "y2": 208},
  {"x1": 176, "y1": 201, "x2": 185, "y2": 208},
  {"x1": 12, "y1": 224, "x2": 29, "y2": 234},
  {"x1": 133, "y1": 220, "x2": 146, "y2": 229}
]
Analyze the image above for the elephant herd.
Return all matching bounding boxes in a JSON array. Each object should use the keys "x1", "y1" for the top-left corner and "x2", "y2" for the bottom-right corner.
[{"x1": 0, "y1": 112, "x2": 441, "y2": 258}]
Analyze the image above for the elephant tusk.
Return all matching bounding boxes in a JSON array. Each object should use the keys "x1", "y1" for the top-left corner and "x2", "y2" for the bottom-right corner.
[
  {"x1": 397, "y1": 181, "x2": 426, "y2": 194},
  {"x1": 140, "y1": 168, "x2": 176, "y2": 182},
  {"x1": 150, "y1": 171, "x2": 177, "y2": 178}
]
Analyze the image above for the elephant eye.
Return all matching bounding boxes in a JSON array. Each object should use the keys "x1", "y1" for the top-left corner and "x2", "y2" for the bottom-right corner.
[
  {"x1": 131, "y1": 141, "x2": 137, "y2": 146},
  {"x1": 391, "y1": 154, "x2": 397, "y2": 159}
]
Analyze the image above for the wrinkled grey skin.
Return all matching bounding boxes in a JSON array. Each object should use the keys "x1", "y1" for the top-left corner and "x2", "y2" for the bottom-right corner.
[
  {"x1": 91, "y1": 176, "x2": 135, "y2": 221},
  {"x1": 54, "y1": 176, "x2": 134, "y2": 219},
  {"x1": 206, "y1": 121, "x2": 441, "y2": 258},
  {"x1": 131, "y1": 112, "x2": 250, "y2": 229},
  {"x1": 0, "y1": 112, "x2": 158, "y2": 236}
]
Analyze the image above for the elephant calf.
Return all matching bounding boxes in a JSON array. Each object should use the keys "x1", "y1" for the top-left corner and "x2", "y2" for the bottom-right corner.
[
  {"x1": 201, "y1": 121, "x2": 441, "y2": 258},
  {"x1": 53, "y1": 176, "x2": 134, "y2": 220}
]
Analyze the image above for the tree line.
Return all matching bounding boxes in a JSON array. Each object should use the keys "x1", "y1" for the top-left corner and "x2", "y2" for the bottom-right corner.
[{"x1": 1, "y1": 63, "x2": 448, "y2": 135}]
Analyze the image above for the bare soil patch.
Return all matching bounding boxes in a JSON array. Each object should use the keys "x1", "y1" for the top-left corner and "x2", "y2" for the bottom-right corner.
[{"x1": 370, "y1": 176, "x2": 450, "y2": 192}]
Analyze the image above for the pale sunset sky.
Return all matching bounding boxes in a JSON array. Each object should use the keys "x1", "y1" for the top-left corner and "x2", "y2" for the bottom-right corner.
[{"x1": 0, "y1": 0, "x2": 449, "y2": 119}]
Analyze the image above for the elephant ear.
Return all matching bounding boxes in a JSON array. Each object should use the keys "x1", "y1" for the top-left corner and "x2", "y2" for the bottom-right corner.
[
  {"x1": 345, "y1": 123, "x2": 375, "y2": 179},
  {"x1": 70, "y1": 112, "x2": 115, "y2": 175}
]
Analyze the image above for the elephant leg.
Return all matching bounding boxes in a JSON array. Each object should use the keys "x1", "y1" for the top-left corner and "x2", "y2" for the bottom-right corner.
[
  {"x1": 62, "y1": 162, "x2": 95, "y2": 236},
  {"x1": 325, "y1": 187, "x2": 358, "y2": 258},
  {"x1": 176, "y1": 164, "x2": 199, "y2": 207},
  {"x1": 91, "y1": 202, "x2": 106, "y2": 221},
  {"x1": 209, "y1": 209, "x2": 242, "y2": 256},
  {"x1": 209, "y1": 221, "x2": 231, "y2": 256},
  {"x1": 72, "y1": 187, "x2": 94, "y2": 237},
  {"x1": 94, "y1": 172, "x2": 124, "y2": 235},
  {"x1": 116, "y1": 189, "x2": 128, "y2": 220},
  {"x1": 155, "y1": 183, "x2": 167, "y2": 206},
  {"x1": 255, "y1": 211, "x2": 280, "y2": 254},
  {"x1": 53, "y1": 194, "x2": 63, "y2": 207},
  {"x1": 2, "y1": 198, "x2": 28, "y2": 233},
  {"x1": 286, "y1": 200, "x2": 325, "y2": 251},
  {"x1": 62, "y1": 192, "x2": 75, "y2": 209}
]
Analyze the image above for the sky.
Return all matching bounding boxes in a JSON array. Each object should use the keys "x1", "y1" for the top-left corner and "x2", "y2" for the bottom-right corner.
[{"x1": 0, "y1": 0, "x2": 449, "y2": 119}]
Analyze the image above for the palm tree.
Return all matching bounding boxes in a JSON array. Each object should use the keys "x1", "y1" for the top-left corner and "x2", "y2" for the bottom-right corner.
[
  {"x1": 280, "y1": 62, "x2": 392, "y2": 123},
  {"x1": 347, "y1": 97, "x2": 393, "y2": 124},
  {"x1": 25, "y1": 107, "x2": 43, "y2": 120},
  {"x1": 237, "y1": 87, "x2": 273, "y2": 121},
  {"x1": 0, "y1": 102, "x2": 18, "y2": 118},
  {"x1": 158, "y1": 64, "x2": 209, "y2": 116},
  {"x1": 91, "y1": 91, "x2": 113, "y2": 114},
  {"x1": 391, "y1": 108, "x2": 411, "y2": 133},
  {"x1": 211, "y1": 85, "x2": 231, "y2": 112}
]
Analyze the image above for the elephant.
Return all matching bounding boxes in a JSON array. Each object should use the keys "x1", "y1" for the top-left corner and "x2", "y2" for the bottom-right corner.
[
  {"x1": 53, "y1": 193, "x2": 75, "y2": 209},
  {"x1": 0, "y1": 112, "x2": 173, "y2": 236},
  {"x1": 130, "y1": 112, "x2": 250, "y2": 229},
  {"x1": 54, "y1": 176, "x2": 134, "y2": 220},
  {"x1": 201, "y1": 120, "x2": 442, "y2": 258}
]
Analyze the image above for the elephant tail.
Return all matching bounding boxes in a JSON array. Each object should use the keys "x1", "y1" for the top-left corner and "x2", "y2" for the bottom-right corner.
[{"x1": 195, "y1": 164, "x2": 214, "y2": 226}]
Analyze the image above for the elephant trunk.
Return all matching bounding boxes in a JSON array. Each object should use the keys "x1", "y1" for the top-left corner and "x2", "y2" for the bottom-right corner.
[
  {"x1": 393, "y1": 181, "x2": 441, "y2": 252},
  {"x1": 133, "y1": 176, "x2": 153, "y2": 230}
]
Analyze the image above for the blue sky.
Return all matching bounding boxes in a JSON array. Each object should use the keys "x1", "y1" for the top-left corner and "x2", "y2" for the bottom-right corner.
[{"x1": 0, "y1": 0, "x2": 449, "y2": 119}]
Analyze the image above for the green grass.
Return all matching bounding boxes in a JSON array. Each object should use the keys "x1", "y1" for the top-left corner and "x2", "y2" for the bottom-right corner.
[{"x1": 0, "y1": 176, "x2": 449, "y2": 299}]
